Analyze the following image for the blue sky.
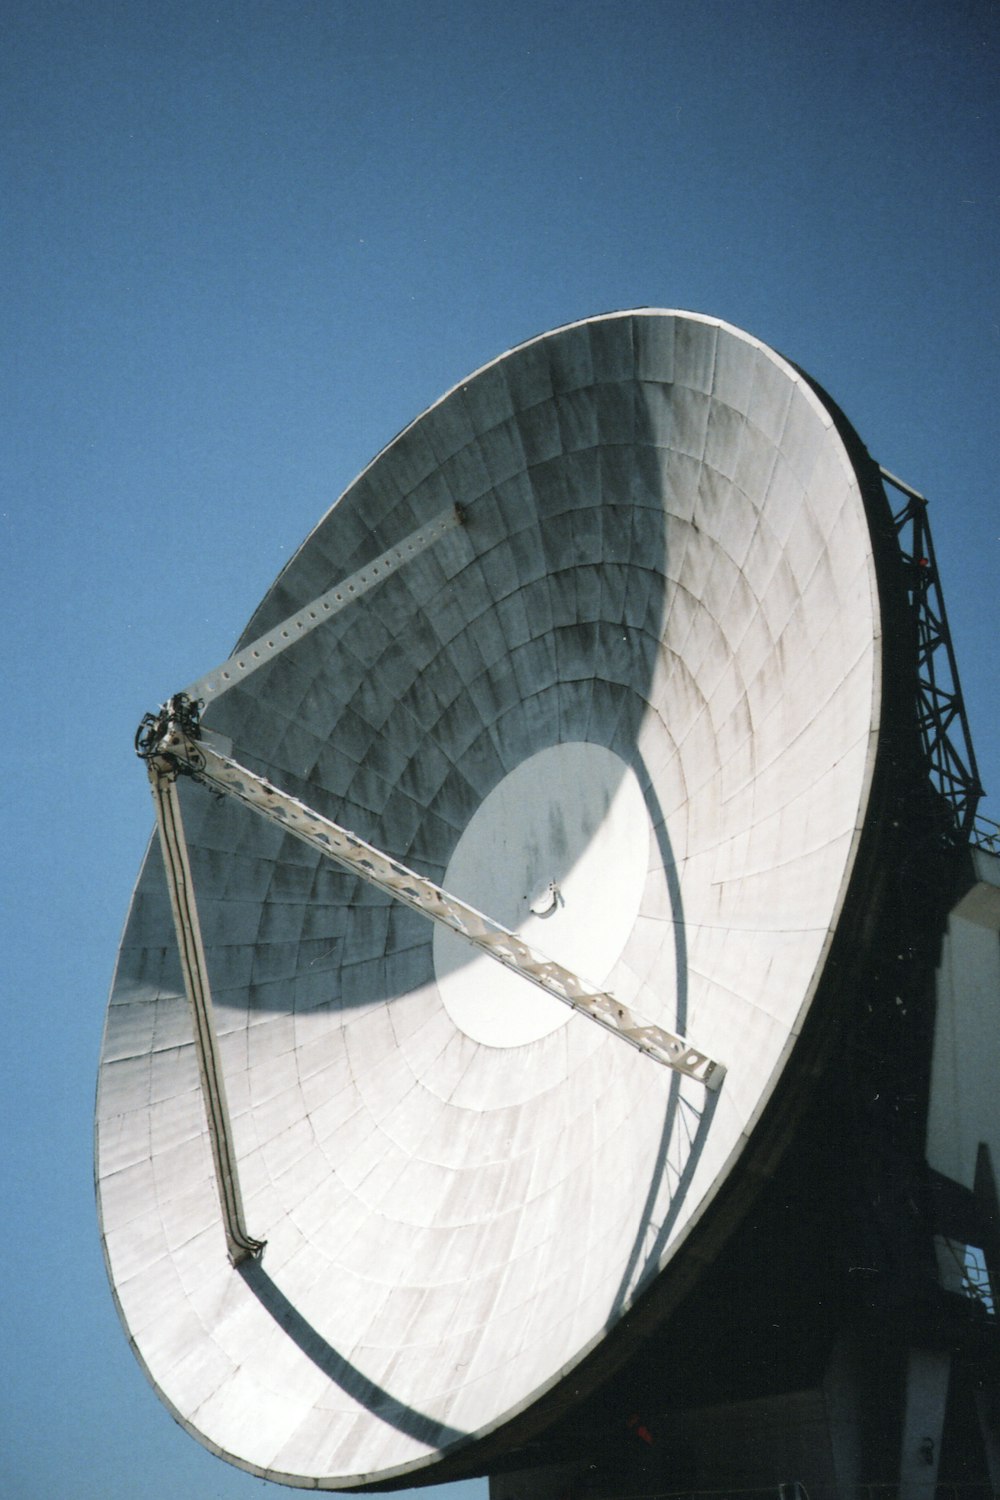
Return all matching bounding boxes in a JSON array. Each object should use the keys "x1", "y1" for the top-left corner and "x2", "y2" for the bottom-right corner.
[{"x1": 3, "y1": 3, "x2": 997, "y2": 1496}]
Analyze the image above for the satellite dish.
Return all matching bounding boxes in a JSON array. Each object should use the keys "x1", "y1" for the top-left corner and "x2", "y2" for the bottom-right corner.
[{"x1": 97, "y1": 311, "x2": 885, "y2": 1489}]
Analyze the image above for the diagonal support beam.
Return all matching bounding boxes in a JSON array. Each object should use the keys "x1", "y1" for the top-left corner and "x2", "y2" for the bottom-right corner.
[{"x1": 146, "y1": 758, "x2": 266, "y2": 1265}]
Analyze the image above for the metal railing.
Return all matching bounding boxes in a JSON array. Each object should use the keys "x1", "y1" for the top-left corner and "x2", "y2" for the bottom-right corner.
[{"x1": 971, "y1": 812, "x2": 1000, "y2": 856}]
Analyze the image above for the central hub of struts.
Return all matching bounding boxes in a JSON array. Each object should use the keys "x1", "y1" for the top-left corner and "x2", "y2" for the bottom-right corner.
[{"x1": 135, "y1": 693, "x2": 205, "y2": 774}]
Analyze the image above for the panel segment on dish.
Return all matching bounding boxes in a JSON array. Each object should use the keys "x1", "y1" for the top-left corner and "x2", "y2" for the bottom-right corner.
[{"x1": 97, "y1": 311, "x2": 882, "y2": 1489}]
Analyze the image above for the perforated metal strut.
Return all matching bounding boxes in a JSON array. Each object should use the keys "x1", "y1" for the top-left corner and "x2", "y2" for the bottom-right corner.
[{"x1": 183, "y1": 505, "x2": 464, "y2": 709}]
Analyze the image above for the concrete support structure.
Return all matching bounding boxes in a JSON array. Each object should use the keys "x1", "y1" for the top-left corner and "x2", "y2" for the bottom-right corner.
[
  {"x1": 821, "y1": 1335, "x2": 863, "y2": 1499},
  {"x1": 974, "y1": 1386, "x2": 1000, "y2": 1488},
  {"x1": 897, "y1": 1347, "x2": 951, "y2": 1500},
  {"x1": 927, "y1": 850, "x2": 1000, "y2": 1200}
]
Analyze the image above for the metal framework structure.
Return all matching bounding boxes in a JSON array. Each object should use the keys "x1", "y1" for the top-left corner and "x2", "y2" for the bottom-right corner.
[
  {"x1": 882, "y1": 467, "x2": 985, "y2": 844},
  {"x1": 137, "y1": 689, "x2": 724, "y2": 1260}
]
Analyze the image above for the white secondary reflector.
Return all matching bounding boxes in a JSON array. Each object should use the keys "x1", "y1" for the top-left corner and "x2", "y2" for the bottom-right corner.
[
  {"x1": 435, "y1": 742, "x2": 650, "y2": 1047},
  {"x1": 97, "y1": 311, "x2": 883, "y2": 1490}
]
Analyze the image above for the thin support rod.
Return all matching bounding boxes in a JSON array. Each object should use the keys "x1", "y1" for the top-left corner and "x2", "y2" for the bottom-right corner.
[
  {"x1": 147, "y1": 761, "x2": 265, "y2": 1264},
  {"x1": 180, "y1": 737, "x2": 724, "y2": 1089}
]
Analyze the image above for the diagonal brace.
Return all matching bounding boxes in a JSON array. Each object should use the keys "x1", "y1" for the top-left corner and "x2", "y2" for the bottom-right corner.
[{"x1": 146, "y1": 757, "x2": 265, "y2": 1265}]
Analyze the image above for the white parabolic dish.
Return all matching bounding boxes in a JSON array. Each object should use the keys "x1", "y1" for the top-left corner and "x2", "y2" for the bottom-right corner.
[{"x1": 97, "y1": 312, "x2": 883, "y2": 1489}]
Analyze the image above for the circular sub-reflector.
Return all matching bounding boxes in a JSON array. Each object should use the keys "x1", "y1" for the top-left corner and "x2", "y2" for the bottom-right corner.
[
  {"x1": 434, "y1": 742, "x2": 650, "y2": 1047},
  {"x1": 97, "y1": 311, "x2": 883, "y2": 1489}
]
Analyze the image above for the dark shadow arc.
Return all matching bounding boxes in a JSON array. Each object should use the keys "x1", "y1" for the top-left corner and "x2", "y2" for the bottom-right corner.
[
  {"x1": 605, "y1": 750, "x2": 702, "y2": 1323},
  {"x1": 236, "y1": 1259, "x2": 470, "y2": 1452}
]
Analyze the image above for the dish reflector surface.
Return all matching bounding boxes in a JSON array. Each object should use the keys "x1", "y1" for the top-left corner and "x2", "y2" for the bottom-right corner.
[{"x1": 97, "y1": 311, "x2": 882, "y2": 1488}]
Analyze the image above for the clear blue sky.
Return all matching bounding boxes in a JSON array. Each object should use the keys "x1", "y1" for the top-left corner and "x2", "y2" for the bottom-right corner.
[{"x1": 3, "y1": 3, "x2": 997, "y2": 1496}]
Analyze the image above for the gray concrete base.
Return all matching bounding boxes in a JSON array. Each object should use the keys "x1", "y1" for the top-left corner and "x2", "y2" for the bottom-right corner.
[{"x1": 897, "y1": 1346, "x2": 951, "y2": 1500}]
